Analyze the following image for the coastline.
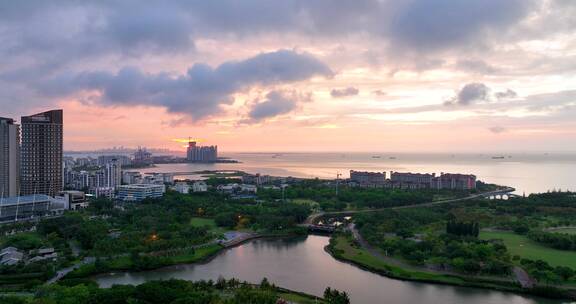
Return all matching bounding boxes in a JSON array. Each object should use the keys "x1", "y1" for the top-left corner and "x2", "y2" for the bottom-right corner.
[{"x1": 324, "y1": 234, "x2": 576, "y2": 301}]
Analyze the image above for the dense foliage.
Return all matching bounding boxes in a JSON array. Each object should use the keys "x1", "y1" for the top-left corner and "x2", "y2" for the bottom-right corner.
[
  {"x1": 0, "y1": 278, "x2": 330, "y2": 304},
  {"x1": 528, "y1": 231, "x2": 576, "y2": 251},
  {"x1": 355, "y1": 192, "x2": 576, "y2": 282}
]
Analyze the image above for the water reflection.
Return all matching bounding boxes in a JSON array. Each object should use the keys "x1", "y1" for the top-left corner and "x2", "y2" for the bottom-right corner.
[{"x1": 95, "y1": 236, "x2": 563, "y2": 304}]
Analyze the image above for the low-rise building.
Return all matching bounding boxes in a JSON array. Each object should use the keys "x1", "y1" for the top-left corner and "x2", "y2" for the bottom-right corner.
[
  {"x1": 0, "y1": 195, "x2": 62, "y2": 222},
  {"x1": 53, "y1": 191, "x2": 88, "y2": 210},
  {"x1": 122, "y1": 171, "x2": 143, "y2": 185},
  {"x1": 0, "y1": 247, "x2": 23, "y2": 265},
  {"x1": 90, "y1": 187, "x2": 115, "y2": 199},
  {"x1": 192, "y1": 181, "x2": 208, "y2": 192},
  {"x1": 116, "y1": 184, "x2": 166, "y2": 201},
  {"x1": 173, "y1": 182, "x2": 190, "y2": 194}
]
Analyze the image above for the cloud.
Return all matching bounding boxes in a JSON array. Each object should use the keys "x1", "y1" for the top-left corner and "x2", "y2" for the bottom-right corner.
[
  {"x1": 446, "y1": 83, "x2": 490, "y2": 106},
  {"x1": 36, "y1": 50, "x2": 332, "y2": 120},
  {"x1": 331, "y1": 87, "x2": 359, "y2": 98},
  {"x1": 495, "y1": 89, "x2": 518, "y2": 100},
  {"x1": 247, "y1": 91, "x2": 304, "y2": 123},
  {"x1": 488, "y1": 126, "x2": 507, "y2": 134},
  {"x1": 372, "y1": 90, "x2": 387, "y2": 96},
  {"x1": 455, "y1": 59, "x2": 498, "y2": 74},
  {"x1": 386, "y1": 0, "x2": 535, "y2": 53}
]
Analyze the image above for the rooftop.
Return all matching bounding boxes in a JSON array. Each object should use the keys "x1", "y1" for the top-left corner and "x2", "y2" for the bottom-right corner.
[{"x1": 0, "y1": 195, "x2": 52, "y2": 206}]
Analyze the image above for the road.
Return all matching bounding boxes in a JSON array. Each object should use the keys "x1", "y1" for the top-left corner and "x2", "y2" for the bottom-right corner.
[{"x1": 304, "y1": 187, "x2": 515, "y2": 225}]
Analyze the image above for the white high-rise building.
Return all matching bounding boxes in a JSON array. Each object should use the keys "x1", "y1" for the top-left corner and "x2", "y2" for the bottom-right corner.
[
  {"x1": 0, "y1": 117, "x2": 20, "y2": 198},
  {"x1": 104, "y1": 159, "x2": 122, "y2": 189}
]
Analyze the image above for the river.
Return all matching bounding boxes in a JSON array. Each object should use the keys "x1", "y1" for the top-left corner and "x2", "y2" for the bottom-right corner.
[{"x1": 94, "y1": 235, "x2": 565, "y2": 304}]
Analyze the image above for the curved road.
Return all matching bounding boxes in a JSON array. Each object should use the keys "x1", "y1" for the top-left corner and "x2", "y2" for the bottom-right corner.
[{"x1": 304, "y1": 187, "x2": 515, "y2": 225}]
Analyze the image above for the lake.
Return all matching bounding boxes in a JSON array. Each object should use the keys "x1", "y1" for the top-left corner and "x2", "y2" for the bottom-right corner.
[{"x1": 94, "y1": 235, "x2": 564, "y2": 304}]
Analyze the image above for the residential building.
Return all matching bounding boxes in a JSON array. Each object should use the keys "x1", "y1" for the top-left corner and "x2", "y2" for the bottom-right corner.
[
  {"x1": 349, "y1": 170, "x2": 386, "y2": 187},
  {"x1": 173, "y1": 182, "x2": 190, "y2": 194},
  {"x1": 192, "y1": 181, "x2": 208, "y2": 192},
  {"x1": 116, "y1": 184, "x2": 165, "y2": 201},
  {"x1": 91, "y1": 186, "x2": 115, "y2": 199},
  {"x1": 434, "y1": 173, "x2": 477, "y2": 190},
  {"x1": 390, "y1": 172, "x2": 435, "y2": 189},
  {"x1": 20, "y1": 110, "x2": 63, "y2": 196},
  {"x1": 0, "y1": 117, "x2": 20, "y2": 198},
  {"x1": 186, "y1": 141, "x2": 217, "y2": 162},
  {"x1": 103, "y1": 159, "x2": 122, "y2": 188},
  {"x1": 122, "y1": 171, "x2": 143, "y2": 184}
]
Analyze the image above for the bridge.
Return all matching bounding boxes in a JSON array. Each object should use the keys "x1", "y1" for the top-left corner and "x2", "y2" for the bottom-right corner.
[
  {"x1": 302, "y1": 187, "x2": 516, "y2": 226},
  {"x1": 307, "y1": 224, "x2": 337, "y2": 233}
]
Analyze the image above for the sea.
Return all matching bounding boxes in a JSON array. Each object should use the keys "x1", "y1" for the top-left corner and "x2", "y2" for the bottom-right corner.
[{"x1": 117, "y1": 152, "x2": 576, "y2": 195}]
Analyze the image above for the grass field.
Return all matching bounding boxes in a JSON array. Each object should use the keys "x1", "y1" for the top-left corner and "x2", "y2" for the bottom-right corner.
[
  {"x1": 480, "y1": 231, "x2": 576, "y2": 268},
  {"x1": 190, "y1": 217, "x2": 217, "y2": 228},
  {"x1": 190, "y1": 217, "x2": 226, "y2": 234}
]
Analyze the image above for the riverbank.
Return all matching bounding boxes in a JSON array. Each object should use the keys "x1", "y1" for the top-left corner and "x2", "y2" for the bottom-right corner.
[
  {"x1": 64, "y1": 231, "x2": 303, "y2": 280},
  {"x1": 325, "y1": 234, "x2": 576, "y2": 301}
]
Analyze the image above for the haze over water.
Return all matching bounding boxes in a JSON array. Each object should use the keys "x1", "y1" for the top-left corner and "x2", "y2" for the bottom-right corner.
[{"x1": 134, "y1": 152, "x2": 576, "y2": 195}]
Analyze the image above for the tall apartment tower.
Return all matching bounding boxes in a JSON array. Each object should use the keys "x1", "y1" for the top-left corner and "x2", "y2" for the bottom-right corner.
[
  {"x1": 0, "y1": 117, "x2": 20, "y2": 198},
  {"x1": 21, "y1": 110, "x2": 64, "y2": 196}
]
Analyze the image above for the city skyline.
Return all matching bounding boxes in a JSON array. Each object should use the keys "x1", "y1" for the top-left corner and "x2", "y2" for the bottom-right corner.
[{"x1": 1, "y1": 1, "x2": 575, "y2": 153}]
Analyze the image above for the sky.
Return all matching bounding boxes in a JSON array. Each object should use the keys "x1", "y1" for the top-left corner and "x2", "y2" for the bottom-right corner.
[{"x1": 1, "y1": 0, "x2": 575, "y2": 153}]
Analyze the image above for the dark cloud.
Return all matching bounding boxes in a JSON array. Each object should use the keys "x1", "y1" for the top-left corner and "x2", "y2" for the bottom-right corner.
[
  {"x1": 331, "y1": 87, "x2": 359, "y2": 98},
  {"x1": 495, "y1": 89, "x2": 518, "y2": 100},
  {"x1": 446, "y1": 83, "x2": 490, "y2": 106},
  {"x1": 36, "y1": 50, "x2": 332, "y2": 120},
  {"x1": 386, "y1": 0, "x2": 535, "y2": 53},
  {"x1": 247, "y1": 91, "x2": 303, "y2": 123},
  {"x1": 0, "y1": 0, "x2": 542, "y2": 64}
]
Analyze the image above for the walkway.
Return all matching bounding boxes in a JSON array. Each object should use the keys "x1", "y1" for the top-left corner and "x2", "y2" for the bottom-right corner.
[
  {"x1": 304, "y1": 187, "x2": 515, "y2": 225},
  {"x1": 46, "y1": 257, "x2": 95, "y2": 284}
]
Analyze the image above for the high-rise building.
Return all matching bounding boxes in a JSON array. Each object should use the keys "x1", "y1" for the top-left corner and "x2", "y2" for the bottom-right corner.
[
  {"x1": 0, "y1": 117, "x2": 20, "y2": 198},
  {"x1": 103, "y1": 159, "x2": 122, "y2": 189},
  {"x1": 186, "y1": 141, "x2": 217, "y2": 162},
  {"x1": 20, "y1": 110, "x2": 64, "y2": 196}
]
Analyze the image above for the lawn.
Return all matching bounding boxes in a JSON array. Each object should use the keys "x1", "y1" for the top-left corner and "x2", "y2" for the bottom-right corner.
[
  {"x1": 190, "y1": 217, "x2": 226, "y2": 234},
  {"x1": 480, "y1": 231, "x2": 576, "y2": 268},
  {"x1": 190, "y1": 217, "x2": 217, "y2": 229}
]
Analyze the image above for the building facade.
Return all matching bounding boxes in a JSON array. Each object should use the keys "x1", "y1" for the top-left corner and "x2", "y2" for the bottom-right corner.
[
  {"x1": 116, "y1": 184, "x2": 165, "y2": 201},
  {"x1": 21, "y1": 110, "x2": 63, "y2": 197},
  {"x1": 0, "y1": 117, "x2": 20, "y2": 198},
  {"x1": 350, "y1": 170, "x2": 386, "y2": 186},
  {"x1": 186, "y1": 141, "x2": 217, "y2": 162}
]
